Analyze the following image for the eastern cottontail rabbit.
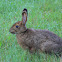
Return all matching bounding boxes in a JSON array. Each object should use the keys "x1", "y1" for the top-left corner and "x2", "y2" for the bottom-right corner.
[{"x1": 9, "y1": 8, "x2": 62, "y2": 55}]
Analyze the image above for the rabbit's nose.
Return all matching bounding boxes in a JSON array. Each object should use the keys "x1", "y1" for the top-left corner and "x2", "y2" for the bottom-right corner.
[{"x1": 10, "y1": 31, "x2": 15, "y2": 34}]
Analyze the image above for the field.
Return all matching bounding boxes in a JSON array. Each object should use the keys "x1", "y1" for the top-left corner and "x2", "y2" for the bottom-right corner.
[{"x1": 0, "y1": 0, "x2": 62, "y2": 62}]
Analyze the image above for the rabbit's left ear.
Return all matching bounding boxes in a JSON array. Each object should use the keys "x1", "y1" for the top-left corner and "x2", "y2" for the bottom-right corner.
[{"x1": 22, "y1": 8, "x2": 28, "y2": 25}]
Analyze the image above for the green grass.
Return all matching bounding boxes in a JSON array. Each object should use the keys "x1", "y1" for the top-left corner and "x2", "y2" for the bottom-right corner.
[{"x1": 0, "y1": 0, "x2": 62, "y2": 62}]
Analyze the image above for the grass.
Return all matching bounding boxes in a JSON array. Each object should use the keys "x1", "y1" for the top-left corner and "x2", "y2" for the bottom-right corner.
[{"x1": 0, "y1": 0, "x2": 62, "y2": 62}]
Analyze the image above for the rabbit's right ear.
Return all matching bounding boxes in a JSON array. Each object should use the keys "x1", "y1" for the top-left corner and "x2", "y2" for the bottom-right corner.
[{"x1": 22, "y1": 8, "x2": 28, "y2": 25}]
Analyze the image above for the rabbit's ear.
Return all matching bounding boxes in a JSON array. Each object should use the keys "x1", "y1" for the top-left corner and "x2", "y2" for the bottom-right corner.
[{"x1": 22, "y1": 8, "x2": 28, "y2": 25}]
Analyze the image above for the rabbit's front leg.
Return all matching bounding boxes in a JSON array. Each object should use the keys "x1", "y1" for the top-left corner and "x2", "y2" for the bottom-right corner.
[
  {"x1": 29, "y1": 47, "x2": 36, "y2": 53},
  {"x1": 21, "y1": 44, "x2": 29, "y2": 50}
]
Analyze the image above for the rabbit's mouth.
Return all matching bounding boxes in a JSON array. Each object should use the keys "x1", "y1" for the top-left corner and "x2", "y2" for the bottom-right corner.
[
  {"x1": 9, "y1": 29, "x2": 16, "y2": 34},
  {"x1": 10, "y1": 32, "x2": 15, "y2": 34}
]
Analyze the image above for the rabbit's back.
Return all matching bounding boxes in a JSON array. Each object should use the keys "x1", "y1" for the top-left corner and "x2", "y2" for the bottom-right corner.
[{"x1": 37, "y1": 29, "x2": 62, "y2": 43}]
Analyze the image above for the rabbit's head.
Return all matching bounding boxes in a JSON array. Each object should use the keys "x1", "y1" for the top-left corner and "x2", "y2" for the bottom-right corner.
[{"x1": 9, "y1": 8, "x2": 28, "y2": 34}]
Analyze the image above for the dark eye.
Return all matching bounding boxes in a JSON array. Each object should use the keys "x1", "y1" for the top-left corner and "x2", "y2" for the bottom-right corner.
[{"x1": 16, "y1": 25, "x2": 19, "y2": 28}]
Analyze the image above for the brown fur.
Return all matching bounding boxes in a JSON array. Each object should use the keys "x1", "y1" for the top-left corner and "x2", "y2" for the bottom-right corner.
[{"x1": 9, "y1": 8, "x2": 62, "y2": 55}]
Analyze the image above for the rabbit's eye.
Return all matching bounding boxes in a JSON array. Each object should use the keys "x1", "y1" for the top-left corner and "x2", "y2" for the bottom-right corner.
[{"x1": 16, "y1": 25, "x2": 19, "y2": 28}]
